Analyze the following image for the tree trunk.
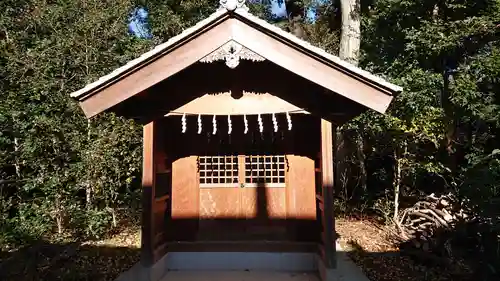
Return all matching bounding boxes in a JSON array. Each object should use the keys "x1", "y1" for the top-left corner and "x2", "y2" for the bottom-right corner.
[
  {"x1": 110, "y1": 207, "x2": 117, "y2": 228},
  {"x1": 336, "y1": 0, "x2": 363, "y2": 202},
  {"x1": 85, "y1": 119, "x2": 92, "y2": 209},
  {"x1": 442, "y1": 58, "x2": 458, "y2": 178},
  {"x1": 393, "y1": 148, "x2": 401, "y2": 222},
  {"x1": 288, "y1": 15, "x2": 306, "y2": 39},
  {"x1": 55, "y1": 194, "x2": 64, "y2": 234},
  {"x1": 14, "y1": 137, "x2": 21, "y2": 178},
  {"x1": 355, "y1": 131, "x2": 367, "y2": 192},
  {"x1": 339, "y1": 0, "x2": 361, "y2": 64},
  {"x1": 12, "y1": 115, "x2": 21, "y2": 179}
]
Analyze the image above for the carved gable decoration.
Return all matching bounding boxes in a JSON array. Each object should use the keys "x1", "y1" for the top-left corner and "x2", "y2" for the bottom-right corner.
[
  {"x1": 199, "y1": 40, "x2": 265, "y2": 69},
  {"x1": 217, "y1": 0, "x2": 249, "y2": 13}
]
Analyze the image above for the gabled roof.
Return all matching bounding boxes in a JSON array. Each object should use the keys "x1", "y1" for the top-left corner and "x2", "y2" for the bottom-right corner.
[{"x1": 70, "y1": 1, "x2": 402, "y2": 118}]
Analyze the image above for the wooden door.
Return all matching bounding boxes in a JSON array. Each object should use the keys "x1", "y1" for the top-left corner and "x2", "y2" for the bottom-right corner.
[
  {"x1": 240, "y1": 155, "x2": 287, "y2": 239},
  {"x1": 198, "y1": 155, "x2": 287, "y2": 240},
  {"x1": 198, "y1": 155, "x2": 241, "y2": 240}
]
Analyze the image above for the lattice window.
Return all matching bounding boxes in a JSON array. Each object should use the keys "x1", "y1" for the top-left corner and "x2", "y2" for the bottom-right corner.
[
  {"x1": 244, "y1": 155, "x2": 286, "y2": 187},
  {"x1": 199, "y1": 156, "x2": 239, "y2": 187}
]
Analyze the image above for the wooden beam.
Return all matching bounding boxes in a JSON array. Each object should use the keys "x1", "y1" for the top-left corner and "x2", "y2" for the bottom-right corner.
[
  {"x1": 151, "y1": 122, "x2": 175, "y2": 262},
  {"x1": 320, "y1": 119, "x2": 336, "y2": 268},
  {"x1": 231, "y1": 19, "x2": 393, "y2": 113},
  {"x1": 141, "y1": 121, "x2": 156, "y2": 266},
  {"x1": 166, "y1": 92, "x2": 309, "y2": 116}
]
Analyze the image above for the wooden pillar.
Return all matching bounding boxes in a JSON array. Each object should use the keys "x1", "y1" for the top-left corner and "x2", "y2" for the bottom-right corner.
[
  {"x1": 320, "y1": 119, "x2": 336, "y2": 268},
  {"x1": 141, "y1": 121, "x2": 156, "y2": 266}
]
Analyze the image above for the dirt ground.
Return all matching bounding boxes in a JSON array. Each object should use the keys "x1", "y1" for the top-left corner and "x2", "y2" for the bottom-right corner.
[
  {"x1": 0, "y1": 226, "x2": 141, "y2": 281},
  {"x1": 336, "y1": 217, "x2": 473, "y2": 281},
  {"x1": 1, "y1": 217, "x2": 474, "y2": 281}
]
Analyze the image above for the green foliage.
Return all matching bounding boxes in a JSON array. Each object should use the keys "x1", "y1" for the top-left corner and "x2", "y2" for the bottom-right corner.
[
  {"x1": 0, "y1": 0, "x2": 218, "y2": 248},
  {"x1": 351, "y1": 0, "x2": 500, "y2": 200},
  {"x1": 352, "y1": 0, "x2": 500, "y2": 274},
  {"x1": 69, "y1": 207, "x2": 114, "y2": 239},
  {"x1": 461, "y1": 150, "x2": 500, "y2": 218},
  {"x1": 1, "y1": 2, "x2": 499, "y2": 277}
]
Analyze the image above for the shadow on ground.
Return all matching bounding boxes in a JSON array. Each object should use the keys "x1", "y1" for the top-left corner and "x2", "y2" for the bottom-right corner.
[
  {"x1": 341, "y1": 220, "x2": 500, "y2": 281},
  {"x1": 0, "y1": 240, "x2": 140, "y2": 281},
  {"x1": 0, "y1": 235, "x2": 498, "y2": 281},
  {"x1": 1, "y1": 186, "x2": 498, "y2": 281}
]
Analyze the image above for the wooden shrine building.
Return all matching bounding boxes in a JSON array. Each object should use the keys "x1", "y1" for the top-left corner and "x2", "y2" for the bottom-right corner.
[{"x1": 70, "y1": 1, "x2": 402, "y2": 280}]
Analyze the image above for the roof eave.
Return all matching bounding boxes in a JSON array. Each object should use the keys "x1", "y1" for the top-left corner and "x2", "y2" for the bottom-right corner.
[{"x1": 233, "y1": 10, "x2": 403, "y2": 97}]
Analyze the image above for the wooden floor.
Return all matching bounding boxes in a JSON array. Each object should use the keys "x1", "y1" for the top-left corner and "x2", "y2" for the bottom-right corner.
[{"x1": 160, "y1": 271, "x2": 320, "y2": 281}]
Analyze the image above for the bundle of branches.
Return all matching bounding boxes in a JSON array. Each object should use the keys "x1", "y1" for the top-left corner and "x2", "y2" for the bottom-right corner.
[{"x1": 394, "y1": 193, "x2": 474, "y2": 262}]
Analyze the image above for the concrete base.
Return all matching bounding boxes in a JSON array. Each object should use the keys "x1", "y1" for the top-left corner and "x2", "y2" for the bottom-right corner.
[
  {"x1": 159, "y1": 271, "x2": 320, "y2": 281},
  {"x1": 115, "y1": 243, "x2": 370, "y2": 281},
  {"x1": 164, "y1": 252, "x2": 318, "y2": 272},
  {"x1": 316, "y1": 243, "x2": 370, "y2": 281}
]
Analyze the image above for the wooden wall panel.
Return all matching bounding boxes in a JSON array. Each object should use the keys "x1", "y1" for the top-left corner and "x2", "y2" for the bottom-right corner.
[
  {"x1": 240, "y1": 187, "x2": 287, "y2": 241},
  {"x1": 240, "y1": 188, "x2": 257, "y2": 219},
  {"x1": 172, "y1": 156, "x2": 199, "y2": 218},
  {"x1": 198, "y1": 188, "x2": 241, "y2": 240},
  {"x1": 239, "y1": 188, "x2": 286, "y2": 219},
  {"x1": 286, "y1": 155, "x2": 317, "y2": 242},
  {"x1": 171, "y1": 156, "x2": 199, "y2": 240},
  {"x1": 286, "y1": 155, "x2": 316, "y2": 220},
  {"x1": 148, "y1": 122, "x2": 174, "y2": 262},
  {"x1": 265, "y1": 188, "x2": 287, "y2": 219},
  {"x1": 152, "y1": 199, "x2": 170, "y2": 252},
  {"x1": 199, "y1": 188, "x2": 241, "y2": 219}
]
